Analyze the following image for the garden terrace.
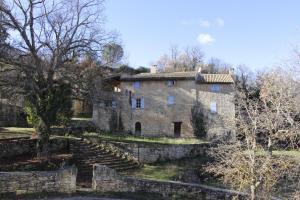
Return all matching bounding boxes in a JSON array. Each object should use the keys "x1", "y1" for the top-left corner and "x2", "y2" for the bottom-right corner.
[{"x1": 84, "y1": 132, "x2": 208, "y2": 145}]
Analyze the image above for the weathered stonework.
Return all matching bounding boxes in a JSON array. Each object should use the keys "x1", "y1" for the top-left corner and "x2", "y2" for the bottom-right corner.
[
  {"x1": 88, "y1": 137, "x2": 208, "y2": 163},
  {"x1": 92, "y1": 164, "x2": 248, "y2": 200},
  {"x1": 0, "y1": 166, "x2": 77, "y2": 194},
  {"x1": 0, "y1": 137, "x2": 69, "y2": 159},
  {"x1": 93, "y1": 71, "x2": 235, "y2": 140}
]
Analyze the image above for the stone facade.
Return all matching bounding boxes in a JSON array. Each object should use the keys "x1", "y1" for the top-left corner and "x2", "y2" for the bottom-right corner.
[
  {"x1": 92, "y1": 164, "x2": 248, "y2": 200},
  {"x1": 0, "y1": 166, "x2": 77, "y2": 194},
  {"x1": 93, "y1": 71, "x2": 235, "y2": 140}
]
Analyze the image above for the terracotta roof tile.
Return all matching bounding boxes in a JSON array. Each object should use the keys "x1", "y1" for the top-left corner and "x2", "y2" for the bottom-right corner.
[{"x1": 120, "y1": 72, "x2": 234, "y2": 83}]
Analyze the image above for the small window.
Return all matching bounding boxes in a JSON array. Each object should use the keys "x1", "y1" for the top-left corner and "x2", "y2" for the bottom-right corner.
[
  {"x1": 210, "y1": 102, "x2": 217, "y2": 113},
  {"x1": 211, "y1": 84, "x2": 221, "y2": 92},
  {"x1": 133, "y1": 81, "x2": 141, "y2": 89},
  {"x1": 132, "y1": 97, "x2": 144, "y2": 109},
  {"x1": 114, "y1": 86, "x2": 121, "y2": 92},
  {"x1": 167, "y1": 80, "x2": 175, "y2": 86},
  {"x1": 136, "y1": 98, "x2": 141, "y2": 108},
  {"x1": 167, "y1": 96, "x2": 175, "y2": 105},
  {"x1": 111, "y1": 101, "x2": 117, "y2": 108}
]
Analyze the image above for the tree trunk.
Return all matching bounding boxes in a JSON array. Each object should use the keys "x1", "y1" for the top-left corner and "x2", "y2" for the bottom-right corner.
[
  {"x1": 267, "y1": 136, "x2": 273, "y2": 155},
  {"x1": 250, "y1": 185, "x2": 256, "y2": 200},
  {"x1": 36, "y1": 118, "x2": 50, "y2": 159}
]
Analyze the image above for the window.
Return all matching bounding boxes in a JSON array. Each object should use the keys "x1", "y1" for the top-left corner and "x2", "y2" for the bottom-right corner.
[
  {"x1": 131, "y1": 97, "x2": 144, "y2": 109},
  {"x1": 111, "y1": 101, "x2": 117, "y2": 108},
  {"x1": 133, "y1": 81, "x2": 141, "y2": 89},
  {"x1": 211, "y1": 84, "x2": 221, "y2": 92},
  {"x1": 167, "y1": 96, "x2": 175, "y2": 105},
  {"x1": 114, "y1": 86, "x2": 121, "y2": 92},
  {"x1": 136, "y1": 98, "x2": 141, "y2": 108},
  {"x1": 167, "y1": 80, "x2": 175, "y2": 86},
  {"x1": 210, "y1": 102, "x2": 217, "y2": 113}
]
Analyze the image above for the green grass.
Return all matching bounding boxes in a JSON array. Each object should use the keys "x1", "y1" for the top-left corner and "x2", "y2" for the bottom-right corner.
[
  {"x1": 273, "y1": 150, "x2": 300, "y2": 157},
  {"x1": 0, "y1": 127, "x2": 35, "y2": 139},
  {"x1": 122, "y1": 157, "x2": 210, "y2": 181},
  {"x1": 125, "y1": 164, "x2": 183, "y2": 181},
  {"x1": 84, "y1": 132, "x2": 207, "y2": 145}
]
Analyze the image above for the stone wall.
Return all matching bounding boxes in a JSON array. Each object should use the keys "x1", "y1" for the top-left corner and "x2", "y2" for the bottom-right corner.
[
  {"x1": 88, "y1": 137, "x2": 208, "y2": 163},
  {"x1": 0, "y1": 137, "x2": 69, "y2": 159},
  {"x1": 0, "y1": 166, "x2": 77, "y2": 194},
  {"x1": 92, "y1": 164, "x2": 248, "y2": 200}
]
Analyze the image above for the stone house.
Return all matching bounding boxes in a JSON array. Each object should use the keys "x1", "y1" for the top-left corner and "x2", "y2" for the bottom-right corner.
[{"x1": 92, "y1": 67, "x2": 235, "y2": 140}]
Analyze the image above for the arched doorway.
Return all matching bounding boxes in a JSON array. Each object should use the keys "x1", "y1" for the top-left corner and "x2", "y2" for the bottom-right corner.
[{"x1": 135, "y1": 122, "x2": 141, "y2": 136}]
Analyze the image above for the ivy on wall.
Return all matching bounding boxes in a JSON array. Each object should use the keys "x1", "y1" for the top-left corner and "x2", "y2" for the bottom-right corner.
[{"x1": 191, "y1": 102, "x2": 207, "y2": 139}]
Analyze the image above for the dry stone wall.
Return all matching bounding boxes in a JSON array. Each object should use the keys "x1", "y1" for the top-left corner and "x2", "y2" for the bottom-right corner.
[
  {"x1": 92, "y1": 164, "x2": 248, "y2": 200},
  {"x1": 0, "y1": 166, "x2": 77, "y2": 194},
  {"x1": 88, "y1": 137, "x2": 208, "y2": 163},
  {"x1": 0, "y1": 137, "x2": 69, "y2": 159}
]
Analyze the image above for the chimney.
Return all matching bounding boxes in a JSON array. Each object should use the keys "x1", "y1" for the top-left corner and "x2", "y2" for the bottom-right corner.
[{"x1": 150, "y1": 65, "x2": 158, "y2": 74}]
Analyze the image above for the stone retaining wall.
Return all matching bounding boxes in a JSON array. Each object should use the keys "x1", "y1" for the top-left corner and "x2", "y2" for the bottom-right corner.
[
  {"x1": 0, "y1": 137, "x2": 69, "y2": 159},
  {"x1": 0, "y1": 166, "x2": 77, "y2": 194},
  {"x1": 92, "y1": 164, "x2": 248, "y2": 200},
  {"x1": 88, "y1": 137, "x2": 208, "y2": 163}
]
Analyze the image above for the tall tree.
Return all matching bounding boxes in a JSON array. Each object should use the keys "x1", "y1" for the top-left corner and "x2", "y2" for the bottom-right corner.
[
  {"x1": 101, "y1": 43, "x2": 124, "y2": 67},
  {"x1": 0, "y1": 0, "x2": 114, "y2": 158}
]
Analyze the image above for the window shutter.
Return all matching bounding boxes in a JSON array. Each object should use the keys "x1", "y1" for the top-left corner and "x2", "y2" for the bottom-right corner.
[
  {"x1": 131, "y1": 98, "x2": 136, "y2": 109},
  {"x1": 141, "y1": 97, "x2": 145, "y2": 109},
  {"x1": 210, "y1": 102, "x2": 217, "y2": 113}
]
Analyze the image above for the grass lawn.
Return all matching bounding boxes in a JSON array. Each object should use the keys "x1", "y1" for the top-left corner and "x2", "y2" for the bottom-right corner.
[
  {"x1": 122, "y1": 157, "x2": 214, "y2": 182},
  {"x1": 0, "y1": 127, "x2": 35, "y2": 139},
  {"x1": 84, "y1": 132, "x2": 207, "y2": 145}
]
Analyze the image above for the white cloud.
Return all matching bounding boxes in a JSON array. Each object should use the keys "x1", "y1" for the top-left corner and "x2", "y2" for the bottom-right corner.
[
  {"x1": 199, "y1": 19, "x2": 210, "y2": 27},
  {"x1": 197, "y1": 33, "x2": 215, "y2": 45},
  {"x1": 216, "y1": 18, "x2": 225, "y2": 27}
]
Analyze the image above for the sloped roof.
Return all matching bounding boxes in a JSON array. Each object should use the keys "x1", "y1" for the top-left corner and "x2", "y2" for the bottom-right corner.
[{"x1": 120, "y1": 71, "x2": 234, "y2": 83}]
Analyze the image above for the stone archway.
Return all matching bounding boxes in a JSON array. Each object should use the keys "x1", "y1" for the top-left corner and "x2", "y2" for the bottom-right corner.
[{"x1": 135, "y1": 122, "x2": 141, "y2": 136}]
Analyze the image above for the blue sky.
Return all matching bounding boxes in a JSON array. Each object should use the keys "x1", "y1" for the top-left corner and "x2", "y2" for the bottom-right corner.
[{"x1": 105, "y1": 0, "x2": 300, "y2": 70}]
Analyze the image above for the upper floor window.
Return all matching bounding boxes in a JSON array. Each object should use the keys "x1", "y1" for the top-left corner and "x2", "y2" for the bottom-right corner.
[
  {"x1": 167, "y1": 96, "x2": 175, "y2": 105},
  {"x1": 114, "y1": 86, "x2": 121, "y2": 92},
  {"x1": 210, "y1": 102, "x2": 217, "y2": 113},
  {"x1": 211, "y1": 84, "x2": 221, "y2": 92},
  {"x1": 133, "y1": 81, "x2": 141, "y2": 89},
  {"x1": 167, "y1": 80, "x2": 175, "y2": 86},
  {"x1": 136, "y1": 98, "x2": 141, "y2": 108},
  {"x1": 131, "y1": 97, "x2": 144, "y2": 109}
]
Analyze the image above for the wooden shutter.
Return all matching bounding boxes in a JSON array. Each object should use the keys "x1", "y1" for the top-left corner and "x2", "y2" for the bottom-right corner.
[
  {"x1": 131, "y1": 98, "x2": 136, "y2": 109},
  {"x1": 141, "y1": 97, "x2": 145, "y2": 109}
]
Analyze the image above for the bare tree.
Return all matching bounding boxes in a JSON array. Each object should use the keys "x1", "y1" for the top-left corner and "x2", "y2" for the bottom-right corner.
[
  {"x1": 206, "y1": 69, "x2": 300, "y2": 199},
  {"x1": 0, "y1": 0, "x2": 115, "y2": 158},
  {"x1": 155, "y1": 45, "x2": 204, "y2": 72}
]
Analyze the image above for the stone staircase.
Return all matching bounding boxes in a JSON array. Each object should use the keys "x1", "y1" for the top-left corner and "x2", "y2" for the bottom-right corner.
[{"x1": 69, "y1": 138, "x2": 140, "y2": 187}]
